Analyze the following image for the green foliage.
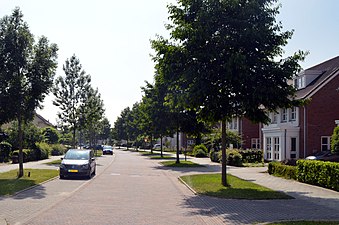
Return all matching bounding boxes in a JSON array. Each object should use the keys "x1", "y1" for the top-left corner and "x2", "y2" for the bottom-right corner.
[
  {"x1": 50, "y1": 144, "x2": 66, "y2": 156},
  {"x1": 0, "y1": 141, "x2": 12, "y2": 162},
  {"x1": 213, "y1": 148, "x2": 262, "y2": 166},
  {"x1": 193, "y1": 144, "x2": 208, "y2": 157},
  {"x1": 53, "y1": 55, "x2": 92, "y2": 147},
  {"x1": 34, "y1": 142, "x2": 51, "y2": 160},
  {"x1": 296, "y1": 160, "x2": 339, "y2": 191},
  {"x1": 238, "y1": 149, "x2": 263, "y2": 163},
  {"x1": 41, "y1": 126, "x2": 60, "y2": 144},
  {"x1": 227, "y1": 149, "x2": 243, "y2": 167},
  {"x1": 268, "y1": 161, "x2": 297, "y2": 180},
  {"x1": 6, "y1": 122, "x2": 43, "y2": 150},
  {"x1": 330, "y1": 126, "x2": 339, "y2": 153},
  {"x1": 209, "y1": 149, "x2": 220, "y2": 162}
]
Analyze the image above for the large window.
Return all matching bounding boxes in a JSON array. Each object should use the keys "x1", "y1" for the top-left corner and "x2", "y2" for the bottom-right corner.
[
  {"x1": 274, "y1": 137, "x2": 280, "y2": 160},
  {"x1": 271, "y1": 113, "x2": 278, "y2": 124},
  {"x1": 321, "y1": 136, "x2": 331, "y2": 151},
  {"x1": 290, "y1": 107, "x2": 296, "y2": 121},
  {"x1": 290, "y1": 137, "x2": 297, "y2": 159},
  {"x1": 251, "y1": 138, "x2": 260, "y2": 149},
  {"x1": 266, "y1": 137, "x2": 272, "y2": 159}
]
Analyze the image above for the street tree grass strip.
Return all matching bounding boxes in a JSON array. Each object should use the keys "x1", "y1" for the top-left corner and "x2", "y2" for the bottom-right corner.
[
  {"x1": 180, "y1": 173, "x2": 293, "y2": 200},
  {"x1": 160, "y1": 160, "x2": 204, "y2": 167},
  {"x1": 0, "y1": 169, "x2": 59, "y2": 196}
]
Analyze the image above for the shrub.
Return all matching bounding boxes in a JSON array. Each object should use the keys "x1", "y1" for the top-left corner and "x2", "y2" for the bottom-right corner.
[
  {"x1": 331, "y1": 126, "x2": 339, "y2": 153},
  {"x1": 209, "y1": 149, "x2": 220, "y2": 162},
  {"x1": 10, "y1": 149, "x2": 33, "y2": 162},
  {"x1": 268, "y1": 161, "x2": 297, "y2": 180},
  {"x1": 238, "y1": 149, "x2": 263, "y2": 163},
  {"x1": 0, "y1": 141, "x2": 12, "y2": 162},
  {"x1": 296, "y1": 160, "x2": 339, "y2": 191},
  {"x1": 50, "y1": 144, "x2": 66, "y2": 156},
  {"x1": 193, "y1": 144, "x2": 208, "y2": 157},
  {"x1": 227, "y1": 149, "x2": 243, "y2": 166},
  {"x1": 34, "y1": 142, "x2": 51, "y2": 160}
]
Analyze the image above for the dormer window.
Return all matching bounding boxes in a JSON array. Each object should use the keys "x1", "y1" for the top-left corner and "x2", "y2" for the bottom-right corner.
[{"x1": 293, "y1": 70, "x2": 323, "y2": 90}]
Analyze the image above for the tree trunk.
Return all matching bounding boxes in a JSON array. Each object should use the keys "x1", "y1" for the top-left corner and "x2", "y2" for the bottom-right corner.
[
  {"x1": 160, "y1": 135, "x2": 163, "y2": 157},
  {"x1": 72, "y1": 124, "x2": 76, "y2": 149},
  {"x1": 221, "y1": 119, "x2": 227, "y2": 186},
  {"x1": 18, "y1": 117, "x2": 24, "y2": 178},
  {"x1": 176, "y1": 128, "x2": 180, "y2": 164},
  {"x1": 150, "y1": 136, "x2": 153, "y2": 154}
]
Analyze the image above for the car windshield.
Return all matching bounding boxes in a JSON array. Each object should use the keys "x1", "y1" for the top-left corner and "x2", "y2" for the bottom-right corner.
[{"x1": 64, "y1": 150, "x2": 89, "y2": 160}]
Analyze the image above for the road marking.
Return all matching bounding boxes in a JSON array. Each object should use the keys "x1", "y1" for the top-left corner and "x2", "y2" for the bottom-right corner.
[{"x1": 110, "y1": 173, "x2": 120, "y2": 176}]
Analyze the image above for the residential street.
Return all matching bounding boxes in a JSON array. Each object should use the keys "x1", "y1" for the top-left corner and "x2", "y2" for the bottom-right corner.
[{"x1": 1, "y1": 149, "x2": 339, "y2": 225}]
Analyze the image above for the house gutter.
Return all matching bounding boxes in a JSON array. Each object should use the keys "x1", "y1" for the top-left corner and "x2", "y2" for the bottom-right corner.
[
  {"x1": 304, "y1": 106, "x2": 307, "y2": 158},
  {"x1": 284, "y1": 129, "x2": 287, "y2": 160}
]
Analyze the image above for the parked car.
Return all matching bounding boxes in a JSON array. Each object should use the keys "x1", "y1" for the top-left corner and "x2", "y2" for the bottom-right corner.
[
  {"x1": 102, "y1": 145, "x2": 113, "y2": 155},
  {"x1": 153, "y1": 144, "x2": 166, "y2": 150},
  {"x1": 59, "y1": 149, "x2": 96, "y2": 179},
  {"x1": 306, "y1": 150, "x2": 339, "y2": 162}
]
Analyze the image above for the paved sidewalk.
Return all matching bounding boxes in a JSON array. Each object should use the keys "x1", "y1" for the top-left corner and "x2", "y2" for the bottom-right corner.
[
  {"x1": 141, "y1": 149, "x2": 339, "y2": 223},
  {"x1": 0, "y1": 155, "x2": 62, "y2": 173}
]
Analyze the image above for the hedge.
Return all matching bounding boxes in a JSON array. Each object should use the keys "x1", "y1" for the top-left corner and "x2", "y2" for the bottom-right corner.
[
  {"x1": 268, "y1": 161, "x2": 297, "y2": 180},
  {"x1": 211, "y1": 148, "x2": 263, "y2": 166},
  {"x1": 296, "y1": 160, "x2": 339, "y2": 191}
]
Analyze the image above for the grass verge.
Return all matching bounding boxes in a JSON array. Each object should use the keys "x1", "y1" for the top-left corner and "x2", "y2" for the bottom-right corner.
[
  {"x1": 161, "y1": 160, "x2": 204, "y2": 167},
  {"x1": 180, "y1": 173, "x2": 292, "y2": 199},
  {"x1": 150, "y1": 155, "x2": 175, "y2": 160},
  {"x1": 45, "y1": 159, "x2": 62, "y2": 165},
  {"x1": 0, "y1": 169, "x2": 59, "y2": 196},
  {"x1": 268, "y1": 222, "x2": 339, "y2": 225}
]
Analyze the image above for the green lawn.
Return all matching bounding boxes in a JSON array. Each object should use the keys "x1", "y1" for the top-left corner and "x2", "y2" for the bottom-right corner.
[
  {"x1": 0, "y1": 169, "x2": 59, "y2": 196},
  {"x1": 150, "y1": 155, "x2": 175, "y2": 160},
  {"x1": 160, "y1": 160, "x2": 204, "y2": 167},
  {"x1": 268, "y1": 222, "x2": 339, "y2": 225},
  {"x1": 45, "y1": 159, "x2": 62, "y2": 165},
  {"x1": 180, "y1": 173, "x2": 292, "y2": 200}
]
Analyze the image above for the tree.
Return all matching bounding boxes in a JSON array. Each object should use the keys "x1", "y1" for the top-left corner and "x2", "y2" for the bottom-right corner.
[
  {"x1": 53, "y1": 55, "x2": 91, "y2": 148},
  {"x1": 151, "y1": 0, "x2": 306, "y2": 186},
  {"x1": 0, "y1": 8, "x2": 58, "y2": 177},
  {"x1": 331, "y1": 126, "x2": 339, "y2": 154},
  {"x1": 79, "y1": 87, "x2": 105, "y2": 147},
  {"x1": 41, "y1": 126, "x2": 60, "y2": 144}
]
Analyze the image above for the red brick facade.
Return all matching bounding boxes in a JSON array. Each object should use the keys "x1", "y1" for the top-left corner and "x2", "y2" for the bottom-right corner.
[
  {"x1": 299, "y1": 73, "x2": 339, "y2": 157},
  {"x1": 240, "y1": 118, "x2": 260, "y2": 149}
]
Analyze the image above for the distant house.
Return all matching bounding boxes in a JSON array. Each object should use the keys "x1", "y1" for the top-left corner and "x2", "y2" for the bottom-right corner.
[
  {"x1": 1, "y1": 112, "x2": 54, "y2": 130},
  {"x1": 262, "y1": 56, "x2": 339, "y2": 161}
]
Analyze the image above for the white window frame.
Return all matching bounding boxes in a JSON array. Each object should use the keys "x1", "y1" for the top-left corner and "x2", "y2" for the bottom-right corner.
[
  {"x1": 274, "y1": 137, "x2": 280, "y2": 160},
  {"x1": 321, "y1": 136, "x2": 331, "y2": 151},
  {"x1": 251, "y1": 138, "x2": 260, "y2": 149},
  {"x1": 290, "y1": 107, "x2": 296, "y2": 121},
  {"x1": 266, "y1": 137, "x2": 272, "y2": 159},
  {"x1": 271, "y1": 113, "x2": 278, "y2": 124}
]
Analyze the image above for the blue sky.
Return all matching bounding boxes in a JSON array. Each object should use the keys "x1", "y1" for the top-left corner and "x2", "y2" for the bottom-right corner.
[{"x1": 1, "y1": 0, "x2": 338, "y2": 125}]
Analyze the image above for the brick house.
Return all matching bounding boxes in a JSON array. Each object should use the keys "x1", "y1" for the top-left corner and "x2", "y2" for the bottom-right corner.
[
  {"x1": 227, "y1": 117, "x2": 261, "y2": 149},
  {"x1": 262, "y1": 56, "x2": 339, "y2": 161}
]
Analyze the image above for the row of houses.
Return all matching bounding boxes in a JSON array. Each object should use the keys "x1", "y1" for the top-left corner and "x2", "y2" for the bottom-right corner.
[{"x1": 230, "y1": 55, "x2": 339, "y2": 161}]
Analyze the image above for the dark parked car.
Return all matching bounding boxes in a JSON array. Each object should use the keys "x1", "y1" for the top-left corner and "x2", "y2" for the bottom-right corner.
[
  {"x1": 306, "y1": 150, "x2": 339, "y2": 162},
  {"x1": 102, "y1": 145, "x2": 113, "y2": 155},
  {"x1": 59, "y1": 149, "x2": 96, "y2": 179}
]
